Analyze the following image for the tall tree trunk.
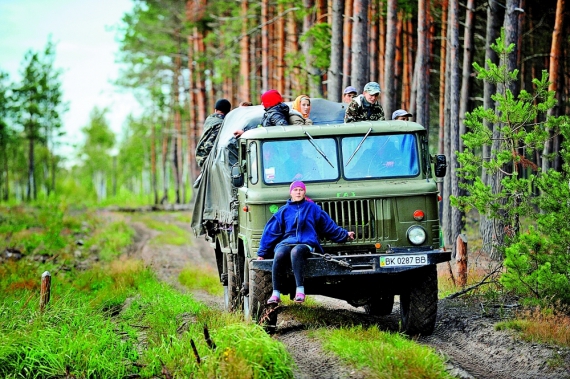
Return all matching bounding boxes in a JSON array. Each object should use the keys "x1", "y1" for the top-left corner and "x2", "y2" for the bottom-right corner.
[
  {"x1": 351, "y1": 0, "x2": 370, "y2": 92},
  {"x1": 261, "y1": 0, "x2": 269, "y2": 91},
  {"x1": 416, "y1": 0, "x2": 430, "y2": 129},
  {"x1": 542, "y1": 0, "x2": 565, "y2": 172},
  {"x1": 378, "y1": 0, "x2": 386, "y2": 93},
  {"x1": 194, "y1": 28, "x2": 207, "y2": 129},
  {"x1": 151, "y1": 116, "x2": 158, "y2": 205},
  {"x1": 342, "y1": 0, "x2": 354, "y2": 89},
  {"x1": 276, "y1": 2, "x2": 286, "y2": 95},
  {"x1": 438, "y1": 0, "x2": 448, "y2": 156},
  {"x1": 287, "y1": 9, "x2": 300, "y2": 97},
  {"x1": 458, "y1": 0, "x2": 474, "y2": 153},
  {"x1": 328, "y1": 0, "x2": 344, "y2": 101},
  {"x1": 441, "y1": 5, "x2": 453, "y2": 249},
  {"x1": 239, "y1": 0, "x2": 251, "y2": 103},
  {"x1": 503, "y1": 0, "x2": 522, "y2": 96},
  {"x1": 27, "y1": 135, "x2": 35, "y2": 201},
  {"x1": 383, "y1": 0, "x2": 397, "y2": 116},
  {"x1": 369, "y1": 0, "x2": 379, "y2": 84},
  {"x1": 161, "y1": 128, "x2": 169, "y2": 204},
  {"x1": 449, "y1": 0, "x2": 464, "y2": 252},
  {"x1": 479, "y1": 0, "x2": 502, "y2": 254}
]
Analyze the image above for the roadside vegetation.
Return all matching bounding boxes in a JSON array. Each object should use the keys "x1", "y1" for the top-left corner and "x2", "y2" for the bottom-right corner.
[{"x1": 0, "y1": 206, "x2": 293, "y2": 378}]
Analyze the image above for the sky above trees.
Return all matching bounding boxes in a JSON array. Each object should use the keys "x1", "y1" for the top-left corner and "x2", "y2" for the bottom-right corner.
[{"x1": 0, "y1": 0, "x2": 141, "y2": 157}]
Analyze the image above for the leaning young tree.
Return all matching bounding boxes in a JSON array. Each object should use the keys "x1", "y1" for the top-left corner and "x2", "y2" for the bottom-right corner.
[{"x1": 453, "y1": 32, "x2": 557, "y2": 260}]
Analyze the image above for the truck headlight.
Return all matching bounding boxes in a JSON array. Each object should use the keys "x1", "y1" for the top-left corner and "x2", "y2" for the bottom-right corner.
[{"x1": 407, "y1": 225, "x2": 427, "y2": 245}]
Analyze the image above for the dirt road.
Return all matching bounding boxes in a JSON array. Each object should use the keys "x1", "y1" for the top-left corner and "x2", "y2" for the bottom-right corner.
[{"x1": 121, "y1": 211, "x2": 570, "y2": 379}]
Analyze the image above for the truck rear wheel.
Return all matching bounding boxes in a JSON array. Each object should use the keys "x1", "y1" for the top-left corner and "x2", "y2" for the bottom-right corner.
[
  {"x1": 225, "y1": 254, "x2": 243, "y2": 312},
  {"x1": 400, "y1": 265, "x2": 438, "y2": 336},
  {"x1": 246, "y1": 267, "x2": 277, "y2": 332},
  {"x1": 364, "y1": 293, "x2": 395, "y2": 316}
]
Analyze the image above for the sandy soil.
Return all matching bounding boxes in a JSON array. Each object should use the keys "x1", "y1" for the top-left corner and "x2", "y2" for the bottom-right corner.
[{"x1": 115, "y1": 210, "x2": 570, "y2": 379}]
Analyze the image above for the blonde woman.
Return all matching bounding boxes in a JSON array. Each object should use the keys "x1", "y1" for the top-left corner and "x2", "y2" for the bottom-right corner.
[{"x1": 289, "y1": 95, "x2": 313, "y2": 125}]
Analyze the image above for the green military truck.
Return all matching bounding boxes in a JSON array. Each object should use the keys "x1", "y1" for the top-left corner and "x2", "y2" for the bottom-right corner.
[{"x1": 192, "y1": 99, "x2": 449, "y2": 335}]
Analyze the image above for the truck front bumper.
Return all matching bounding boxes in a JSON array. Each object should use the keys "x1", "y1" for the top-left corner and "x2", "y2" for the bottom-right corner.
[{"x1": 251, "y1": 249, "x2": 451, "y2": 277}]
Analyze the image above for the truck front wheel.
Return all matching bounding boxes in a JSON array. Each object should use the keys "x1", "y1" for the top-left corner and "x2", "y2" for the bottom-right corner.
[
  {"x1": 400, "y1": 265, "x2": 438, "y2": 336},
  {"x1": 246, "y1": 267, "x2": 276, "y2": 332}
]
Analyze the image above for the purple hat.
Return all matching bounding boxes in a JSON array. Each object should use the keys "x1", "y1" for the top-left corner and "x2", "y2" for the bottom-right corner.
[
  {"x1": 343, "y1": 86, "x2": 358, "y2": 94},
  {"x1": 290, "y1": 181, "x2": 306, "y2": 192}
]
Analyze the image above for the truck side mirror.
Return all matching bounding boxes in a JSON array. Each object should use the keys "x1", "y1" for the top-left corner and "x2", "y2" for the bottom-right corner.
[
  {"x1": 231, "y1": 163, "x2": 244, "y2": 187},
  {"x1": 434, "y1": 155, "x2": 447, "y2": 177}
]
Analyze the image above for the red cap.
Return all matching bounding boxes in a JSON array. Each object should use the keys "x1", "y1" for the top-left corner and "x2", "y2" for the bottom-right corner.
[{"x1": 261, "y1": 89, "x2": 283, "y2": 109}]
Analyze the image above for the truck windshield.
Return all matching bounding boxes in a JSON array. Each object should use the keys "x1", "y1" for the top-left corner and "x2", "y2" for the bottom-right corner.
[
  {"x1": 262, "y1": 139, "x2": 338, "y2": 184},
  {"x1": 342, "y1": 134, "x2": 419, "y2": 179}
]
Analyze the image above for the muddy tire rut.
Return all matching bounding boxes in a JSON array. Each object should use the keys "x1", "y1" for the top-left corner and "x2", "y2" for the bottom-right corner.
[{"x1": 118, "y1": 211, "x2": 570, "y2": 379}]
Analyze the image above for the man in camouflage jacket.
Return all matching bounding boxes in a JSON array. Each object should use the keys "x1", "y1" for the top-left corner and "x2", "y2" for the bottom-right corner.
[
  {"x1": 195, "y1": 99, "x2": 232, "y2": 168},
  {"x1": 344, "y1": 82, "x2": 385, "y2": 123}
]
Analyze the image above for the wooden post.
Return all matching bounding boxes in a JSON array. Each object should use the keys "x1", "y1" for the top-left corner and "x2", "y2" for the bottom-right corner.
[
  {"x1": 40, "y1": 271, "x2": 51, "y2": 312},
  {"x1": 456, "y1": 234, "x2": 468, "y2": 287}
]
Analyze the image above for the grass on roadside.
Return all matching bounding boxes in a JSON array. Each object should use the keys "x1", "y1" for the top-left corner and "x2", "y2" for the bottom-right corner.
[
  {"x1": 0, "y1": 206, "x2": 294, "y2": 379},
  {"x1": 314, "y1": 326, "x2": 454, "y2": 379},
  {"x1": 179, "y1": 264, "x2": 224, "y2": 296},
  {"x1": 495, "y1": 307, "x2": 570, "y2": 347},
  {"x1": 130, "y1": 213, "x2": 192, "y2": 246}
]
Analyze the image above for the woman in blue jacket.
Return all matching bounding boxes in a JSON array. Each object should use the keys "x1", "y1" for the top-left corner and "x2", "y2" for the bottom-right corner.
[{"x1": 257, "y1": 181, "x2": 355, "y2": 304}]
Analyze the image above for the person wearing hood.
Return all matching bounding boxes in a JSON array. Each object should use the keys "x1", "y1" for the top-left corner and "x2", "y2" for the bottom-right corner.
[
  {"x1": 257, "y1": 181, "x2": 355, "y2": 304},
  {"x1": 344, "y1": 82, "x2": 385, "y2": 123},
  {"x1": 289, "y1": 95, "x2": 313, "y2": 125}
]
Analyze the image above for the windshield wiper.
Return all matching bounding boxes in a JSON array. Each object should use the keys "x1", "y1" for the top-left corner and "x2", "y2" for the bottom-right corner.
[
  {"x1": 345, "y1": 127, "x2": 373, "y2": 166},
  {"x1": 303, "y1": 131, "x2": 335, "y2": 168}
]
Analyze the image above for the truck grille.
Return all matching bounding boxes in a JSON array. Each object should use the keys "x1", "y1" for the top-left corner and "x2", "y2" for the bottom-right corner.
[{"x1": 317, "y1": 199, "x2": 376, "y2": 243}]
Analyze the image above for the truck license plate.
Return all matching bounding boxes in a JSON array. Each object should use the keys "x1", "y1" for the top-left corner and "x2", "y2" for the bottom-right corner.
[{"x1": 380, "y1": 254, "x2": 428, "y2": 267}]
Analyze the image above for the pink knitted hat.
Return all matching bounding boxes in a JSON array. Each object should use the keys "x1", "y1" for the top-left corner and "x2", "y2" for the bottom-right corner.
[{"x1": 290, "y1": 181, "x2": 306, "y2": 192}]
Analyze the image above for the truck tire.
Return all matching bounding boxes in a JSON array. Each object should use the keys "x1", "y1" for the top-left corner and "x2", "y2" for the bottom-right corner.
[
  {"x1": 226, "y1": 254, "x2": 243, "y2": 312},
  {"x1": 247, "y1": 267, "x2": 277, "y2": 332},
  {"x1": 400, "y1": 265, "x2": 438, "y2": 336},
  {"x1": 364, "y1": 293, "x2": 395, "y2": 316}
]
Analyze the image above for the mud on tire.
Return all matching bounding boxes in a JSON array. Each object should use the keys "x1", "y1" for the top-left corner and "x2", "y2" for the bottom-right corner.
[
  {"x1": 400, "y1": 265, "x2": 438, "y2": 336},
  {"x1": 248, "y1": 267, "x2": 277, "y2": 332}
]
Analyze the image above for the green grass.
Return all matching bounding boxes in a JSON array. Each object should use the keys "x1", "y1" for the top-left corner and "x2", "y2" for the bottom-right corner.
[
  {"x1": 0, "y1": 206, "x2": 294, "y2": 378},
  {"x1": 314, "y1": 326, "x2": 453, "y2": 379},
  {"x1": 131, "y1": 213, "x2": 192, "y2": 246},
  {"x1": 179, "y1": 264, "x2": 224, "y2": 296}
]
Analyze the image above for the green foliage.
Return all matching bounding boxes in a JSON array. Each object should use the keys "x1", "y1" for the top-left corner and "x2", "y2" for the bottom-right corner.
[
  {"x1": 316, "y1": 326, "x2": 453, "y2": 379},
  {"x1": 300, "y1": 23, "x2": 331, "y2": 71},
  {"x1": 456, "y1": 31, "x2": 570, "y2": 307}
]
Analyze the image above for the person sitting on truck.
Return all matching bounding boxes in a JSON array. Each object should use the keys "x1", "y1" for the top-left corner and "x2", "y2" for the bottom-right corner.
[
  {"x1": 195, "y1": 98, "x2": 232, "y2": 168},
  {"x1": 261, "y1": 89, "x2": 290, "y2": 127},
  {"x1": 344, "y1": 82, "x2": 385, "y2": 123},
  {"x1": 289, "y1": 95, "x2": 313, "y2": 125},
  {"x1": 392, "y1": 109, "x2": 412, "y2": 121},
  {"x1": 233, "y1": 90, "x2": 289, "y2": 139},
  {"x1": 257, "y1": 181, "x2": 355, "y2": 304},
  {"x1": 342, "y1": 86, "x2": 358, "y2": 104}
]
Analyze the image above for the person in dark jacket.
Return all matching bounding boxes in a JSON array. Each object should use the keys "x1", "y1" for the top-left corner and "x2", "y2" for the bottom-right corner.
[
  {"x1": 260, "y1": 89, "x2": 290, "y2": 127},
  {"x1": 195, "y1": 98, "x2": 232, "y2": 168},
  {"x1": 257, "y1": 181, "x2": 355, "y2": 304}
]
